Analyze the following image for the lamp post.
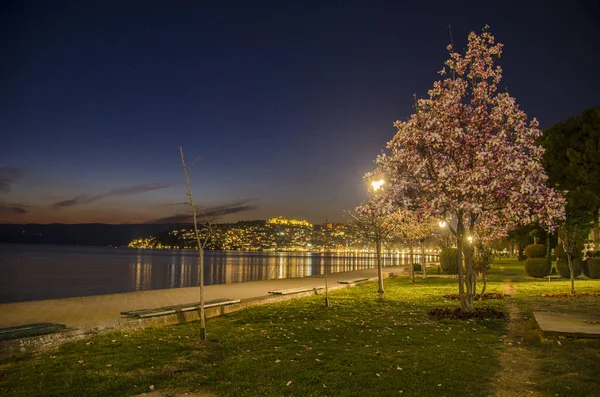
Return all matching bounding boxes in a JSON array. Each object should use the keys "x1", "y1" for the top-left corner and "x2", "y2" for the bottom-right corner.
[
  {"x1": 370, "y1": 178, "x2": 385, "y2": 294},
  {"x1": 438, "y1": 220, "x2": 448, "y2": 275}
]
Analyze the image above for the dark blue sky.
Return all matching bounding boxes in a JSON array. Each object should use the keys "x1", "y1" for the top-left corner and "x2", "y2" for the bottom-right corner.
[{"x1": 1, "y1": 0, "x2": 599, "y2": 224}]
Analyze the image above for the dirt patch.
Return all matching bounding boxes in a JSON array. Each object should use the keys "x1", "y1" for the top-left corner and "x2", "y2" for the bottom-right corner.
[
  {"x1": 502, "y1": 283, "x2": 516, "y2": 297},
  {"x1": 490, "y1": 281, "x2": 541, "y2": 397},
  {"x1": 132, "y1": 390, "x2": 220, "y2": 397}
]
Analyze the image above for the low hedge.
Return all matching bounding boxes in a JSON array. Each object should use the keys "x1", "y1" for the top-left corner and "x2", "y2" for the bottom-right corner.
[
  {"x1": 586, "y1": 250, "x2": 600, "y2": 258},
  {"x1": 525, "y1": 257, "x2": 551, "y2": 278},
  {"x1": 587, "y1": 258, "x2": 600, "y2": 279},
  {"x1": 443, "y1": 292, "x2": 508, "y2": 300},
  {"x1": 428, "y1": 307, "x2": 506, "y2": 320},
  {"x1": 556, "y1": 256, "x2": 582, "y2": 278},
  {"x1": 440, "y1": 248, "x2": 460, "y2": 274}
]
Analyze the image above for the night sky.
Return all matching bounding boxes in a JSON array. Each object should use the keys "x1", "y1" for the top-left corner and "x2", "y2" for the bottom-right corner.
[{"x1": 1, "y1": 0, "x2": 599, "y2": 225}]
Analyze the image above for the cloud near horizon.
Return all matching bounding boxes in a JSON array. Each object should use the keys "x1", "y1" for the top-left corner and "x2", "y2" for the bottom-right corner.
[
  {"x1": 147, "y1": 199, "x2": 259, "y2": 224},
  {"x1": 0, "y1": 200, "x2": 30, "y2": 215},
  {"x1": 0, "y1": 167, "x2": 24, "y2": 194},
  {"x1": 50, "y1": 182, "x2": 175, "y2": 209}
]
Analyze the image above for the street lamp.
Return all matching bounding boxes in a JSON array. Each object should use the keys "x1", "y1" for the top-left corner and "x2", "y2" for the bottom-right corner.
[
  {"x1": 467, "y1": 236, "x2": 473, "y2": 244},
  {"x1": 439, "y1": 220, "x2": 447, "y2": 228}
]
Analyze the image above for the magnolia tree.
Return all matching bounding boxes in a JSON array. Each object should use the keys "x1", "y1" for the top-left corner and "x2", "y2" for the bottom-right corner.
[
  {"x1": 373, "y1": 27, "x2": 565, "y2": 311},
  {"x1": 348, "y1": 193, "x2": 398, "y2": 295},
  {"x1": 394, "y1": 211, "x2": 436, "y2": 282}
]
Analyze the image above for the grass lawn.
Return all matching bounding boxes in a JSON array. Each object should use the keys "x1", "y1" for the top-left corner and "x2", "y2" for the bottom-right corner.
[{"x1": 1, "y1": 259, "x2": 599, "y2": 397}]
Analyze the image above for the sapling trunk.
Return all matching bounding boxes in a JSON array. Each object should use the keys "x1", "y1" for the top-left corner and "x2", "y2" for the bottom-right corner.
[
  {"x1": 409, "y1": 240, "x2": 415, "y2": 283},
  {"x1": 376, "y1": 238, "x2": 384, "y2": 294},
  {"x1": 421, "y1": 240, "x2": 427, "y2": 280},
  {"x1": 594, "y1": 207, "x2": 599, "y2": 247},
  {"x1": 481, "y1": 268, "x2": 487, "y2": 295},
  {"x1": 464, "y1": 246, "x2": 474, "y2": 310},
  {"x1": 455, "y1": 215, "x2": 474, "y2": 311},
  {"x1": 546, "y1": 234, "x2": 551, "y2": 265},
  {"x1": 568, "y1": 254, "x2": 575, "y2": 294},
  {"x1": 180, "y1": 147, "x2": 206, "y2": 342}
]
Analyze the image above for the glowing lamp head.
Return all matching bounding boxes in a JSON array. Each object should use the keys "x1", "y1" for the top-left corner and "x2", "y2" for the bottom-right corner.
[
  {"x1": 439, "y1": 220, "x2": 447, "y2": 228},
  {"x1": 371, "y1": 179, "x2": 384, "y2": 191},
  {"x1": 467, "y1": 236, "x2": 473, "y2": 243}
]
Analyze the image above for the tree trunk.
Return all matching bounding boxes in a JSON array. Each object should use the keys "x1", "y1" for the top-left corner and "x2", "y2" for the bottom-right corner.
[
  {"x1": 518, "y1": 244, "x2": 526, "y2": 261},
  {"x1": 464, "y1": 242, "x2": 475, "y2": 311},
  {"x1": 180, "y1": 146, "x2": 206, "y2": 342},
  {"x1": 481, "y1": 268, "x2": 487, "y2": 295},
  {"x1": 421, "y1": 239, "x2": 427, "y2": 280},
  {"x1": 324, "y1": 252, "x2": 330, "y2": 307},
  {"x1": 376, "y1": 238, "x2": 384, "y2": 294},
  {"x1": 198, "y1": 248, "x2": 206, "y2": 340},
  {"x1": 456, "y1": 215, "x2": 468, "y2": 310},
  {"x1": 568, "y1": 253, "x2": 575, "y2": 294},
  {"x1": 594, "y1": 206, "x2": 599, "y2": 247},
  {"x1": 546, "y1": 234, "x2": 551, "y2": 265},
  {"x1": 409, "y1": 240, "x2": 415, "y2": 283}
]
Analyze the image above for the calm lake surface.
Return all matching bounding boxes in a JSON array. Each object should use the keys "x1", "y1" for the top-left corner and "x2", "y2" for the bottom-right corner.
[{"x1": 0, "y1": 244, "x2": 438, "y2": 303}]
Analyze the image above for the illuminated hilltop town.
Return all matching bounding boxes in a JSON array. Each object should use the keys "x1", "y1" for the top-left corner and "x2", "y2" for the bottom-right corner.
[{"x1": 128, "y1": 216, "x2": 358, "y2": 252}]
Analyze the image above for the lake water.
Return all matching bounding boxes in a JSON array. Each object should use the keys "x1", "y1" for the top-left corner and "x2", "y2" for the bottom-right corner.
[{"x1": 0, "y1": 244, "x2": 438, "y2": 303}]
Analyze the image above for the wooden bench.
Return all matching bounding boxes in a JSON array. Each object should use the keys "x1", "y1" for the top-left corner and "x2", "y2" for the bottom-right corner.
[
  {"x1": 337, "y1": 278, "x2": 369, "y2": 284},
  {"x1": 0, "y1": 323, "x2": 67, "y2": 341},
  {"x1": 268, "y1": 286, "x2": 325, "y2": 295},
  {"x1": 120, "y1": 298, "x2": 240, "y2": 318}
]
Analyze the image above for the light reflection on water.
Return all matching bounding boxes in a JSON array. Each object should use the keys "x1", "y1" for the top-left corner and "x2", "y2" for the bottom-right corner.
[{"x1": 0, "y1": 244, "x2": 438, "y2": 303}]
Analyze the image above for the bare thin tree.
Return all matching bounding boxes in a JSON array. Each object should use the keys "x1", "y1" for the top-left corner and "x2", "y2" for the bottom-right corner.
[
  {"x1": 179, "y1": 146, "x2": 209, "y2": 342},
  {"x1": 559, "y1": 220, "x2": 586, "y2": 294}
]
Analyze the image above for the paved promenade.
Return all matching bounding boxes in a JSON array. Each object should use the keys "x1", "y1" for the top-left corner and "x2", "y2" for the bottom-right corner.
[{"x1": 0, "y1": 266, "x2": 407, "y2": 331}]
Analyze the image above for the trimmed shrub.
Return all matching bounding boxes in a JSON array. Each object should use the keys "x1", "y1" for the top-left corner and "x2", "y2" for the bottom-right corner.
[
  {"x1": 587, "y1": 258, "x2": 600, "y2": 279},
  {"x1": 587, "y1": 250, "x2": 600, "y2": 258},
  {"x1": 525, "y1": 258, "x2": 551, "y2": 278},
  {"x1": 524, "y1": 244, "x2": 546, "y2": 258},
  {"x1": 413, "y1": 263, "x2": 422, "y2": 271},
  {"x1": 554, "y1": 244, "x2": 565, "y2": 259},
  {"x1": 582, "y1": 260, "x2": 590, "y2": 277},
  {"x1": 440, "y1": 247, "x2": 460, "y2": 274},
  {"x1": 556, "y1": 256, "x2": 582, "y2": 278}
]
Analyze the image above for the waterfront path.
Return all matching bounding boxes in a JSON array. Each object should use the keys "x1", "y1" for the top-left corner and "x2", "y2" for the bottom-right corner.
[{"x1": 0, "y1": 266, "x2": 408, "y2": 331}]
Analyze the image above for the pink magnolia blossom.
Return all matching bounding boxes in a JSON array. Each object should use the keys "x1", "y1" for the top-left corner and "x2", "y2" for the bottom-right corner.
[
  {"x1": 376, "y1": 27, "x2": 564, "y2": 239},
  {"x1": 370, "y1": 27, "x2": 565, "y2": 309}
]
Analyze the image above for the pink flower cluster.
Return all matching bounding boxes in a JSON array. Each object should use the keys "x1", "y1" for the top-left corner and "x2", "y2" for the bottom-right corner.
[{"x1": 372, "y1": 27, "x2": 565, "y2": 240}]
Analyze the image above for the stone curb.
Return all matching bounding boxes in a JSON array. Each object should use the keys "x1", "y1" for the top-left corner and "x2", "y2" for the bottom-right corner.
[{"x1": 0, "y1": 273, "x2": 400, "y2": 359}]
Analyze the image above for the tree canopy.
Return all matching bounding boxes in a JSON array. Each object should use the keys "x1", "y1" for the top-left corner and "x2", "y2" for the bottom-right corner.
[
  {"x1": 370, "y1": 27, "x2": 565, "y2": 310},
  {"x1": 541, "y1": 106, "x2": 600, "y2": 244}
]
